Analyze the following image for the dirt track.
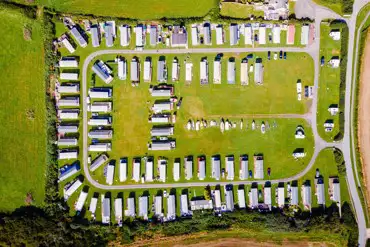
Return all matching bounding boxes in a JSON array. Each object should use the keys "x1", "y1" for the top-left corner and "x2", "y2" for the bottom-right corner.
[{"x1": 358, "y1": 29, "x2": 370, "y2": 211}]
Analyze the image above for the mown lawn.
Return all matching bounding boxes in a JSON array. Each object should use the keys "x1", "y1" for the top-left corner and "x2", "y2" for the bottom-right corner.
[
  {"x1": 220, "y1": 2, "x2": 264, "y2": 19},
  {"x1": 0, "y1": 7, "x2": 46, "y2": 211},
  {"x1": 85, "y1": 52, "x2": 314, "y2": 184},
  {"x1": 13, "y1": 0, "x2": 218, "y2": 19},
  {"x1": 317, "y1": 23, "x2": 342, "y2": 142}
]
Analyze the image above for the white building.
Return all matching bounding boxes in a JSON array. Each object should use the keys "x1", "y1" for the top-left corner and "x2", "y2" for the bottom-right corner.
[
  {"x1": 198, "y1": 157, "x2": 206, "y2": 180},
  {"x1": 214, "y1": 189, "x2": 222, "y2": 210},
  {"x1": 225, "y1": 189, "x2": 234, "y2": 211},
  {"x1": 70, "y1": 26, "x2": 87, "y2": 47},
  {"x1": 57, "y1": 137, "x2": 78, "y2": 147},
  {"x1": 88, "y1": 117, "x2": 111, "y2": 126},
  {"x1": 61, "y1": 37, "x2": 75, "y2": 53},
  {"x1": 167, "y1": 195, "x2": 176, "y2": 221},
  {"x1": 301, "y1": 24, "x2": 309, "y2": 45},
  {"x1": 135, "y1": 25, "x2": 144, "y2": 48},
  {"x1": 227, "y1": 60, "x2": 236, "y2": 84},
  {"x1": 145, "y1": 159, "x2": 153, "y2": 182},
  {"x1": 173, "y1": 161, "x2": 180, "y2": 181},
  {"x1": 264, "y1": 187, "x2": 272, "y2": 210},
  {"x1": 272, "y1": 25, "x2": 281, "y2": 44},
  {"x1": 119, "y1": 159, "x2": 127, "y2": 182},
  {"x1": 125, "y1": 197, "x2": 135, "y2": 217},
  {"x1": 200, "y1": 59, "x2": 208, "y2": 84},
  {"x1": 88, "y1": 102, "x2": 112, "y2": 113},
  {"x1": 254, "y1": 155, "x2": 264, "y2": 179},
  {"x1": 57, "y1": 97, "x2": 80, "y2": 107},
  {"x1": 329, "y1": 30, "x2": 341, "y2": 41},
  {"x1": 60, "y1": 72, "x2": 78, "y2": 81},
  {"x1": 114, "y1": 198, "x2": 123, "y2": 224},
  {"x1": 58, "y1": 109, "x2": 79, "y2": 120},
  {"x1": 58, "y1": 150, "x2": 78, "y2": 160},
  {"x1": 239, "y1": 155, "x2": 249, "y2": 180},
  {"x1": 180, "y1": 194, "x2": 190, "y2": 216},
  {"x1": 101, "y1": 196, "x2": 110, "y2": 224},
  {"x1": 154, "y1": 196, "x2": 163, "y2": 217},
  {"x1": 237, "y1": 189, "x2": 246, "y2": 209},
  {"x1": 58, "y1": 125, "x2": 78, "y2": 134},
  {"x1": 212, "y1": 156, "x2": 221, "y2": 180},
  {"x1": 88, "y1": 143, "x2": 112, "y2": 152},
  {"x1": 244, "y1": 25, "x2": 253, "y2": 45},
  {"x1": 143, "y1": 60, "x2": 152, "y2": 82},
  {"x1": 119, "y1": 25, "x2": 130, "y2": 46},
  {"x1": 291, "y1": 186, "x2": 299, "y2": 206},
  {"x1": 249, "y1": 188, "x2": 258, "y2": 209},
  {"x1": 139, "y1": 196, "x2": 148, "y2": 219},
  {"x1": 216, "y1": 25, "x2": 223, "y2": 45},
  {"x1": 191, "y1": 26, "x2": 199, "y2": 45},
  {"x1": 240, "y1": 60, "x2": 248, "y2": 85},
  {"x1": 185, "y1": 63, "x2": 193, "y2": 82},
  {"x1": 229, "y1": 24, "x2": 238, "y2": 46},
  {"x1": 316, "y1": 182, "x2": 325, "y2": 205},
  {"x1": 213, "y1": 60, "x2": 221, "y2": 84},
  {"x1": 58, "y1": 58, "x2": 78, "y2": 68},
  {"x1": 89, "y1": 197, "x2": 98, "y2": 215},
  {"x1": 302, "y1": 184, "x2": 312, "y2": 210},
  {"x1": 88, "y1": 88, "x2": 112, "y2": 99},
  {"x1": 90, "y1": 154, "x2": 109, "y2": 172},
  {"x1": 172, "y1": 59, "x2": 179, "y2": 81},
  {"x1": 259, "y1": 26, "x2": 266, "y2": 45},
  {"x1": 277, "y1": 186, "x2": 285, "y2": 208},
  {"x1": 57, "y1": 84, "x2": 79, "y2": 94},
  {"x1": 106, "y1": 162, "x2": 115, "y2": 185},
  {"x1": 118, "y1": 58, "x2": 127, "y2": 80},
  {"x1": 64, "y1": 179, "x2": 82, "y2": 200},
  {"x1": 185, "y1": 157, "x2": 193, "y2": 180},
  {"x1": 132, "y1": 159, "x2": 141, "y2": 182},
  {"x1": 225, "y1": 156, "x2": 234, "y2": 180}
]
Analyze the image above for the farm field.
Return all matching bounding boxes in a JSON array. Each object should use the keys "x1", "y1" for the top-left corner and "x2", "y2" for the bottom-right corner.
[
  {"x1": 11, "y1": 0, "x2": 218, "y2": 19},
  {"x1": 317, "y1": 23, "x2": 342, "y2": 142},
  {"x1": 0, "y1": 7, "x2": 46, "y2": 211}
]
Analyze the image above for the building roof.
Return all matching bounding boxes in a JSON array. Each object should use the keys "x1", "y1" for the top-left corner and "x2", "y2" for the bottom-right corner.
[
  {"x1": 119, "y1": 25, "x2": 130, "y2": 46},
  {"x1": 254, "y1": 61, "x2": 264, "y2": 84},
  {"x1": 212, "y1": 156, "x2": 221, "y2": 180},
  {"x1": 58, "y1": 125, "x2": 78, "y2": 133},
  {"x1": 225, "y1": 189, "x2": 234, "y2": 211},
  {"x1": 173, "y1": 162, "x2": 180, "y2": 181},
  {"x1": 57, "y1": 84, "x2": 79, "y2": 93},
  {"x1": 225, "y1": 156, "x2": 234, "y2": 180},
  {"x1": 259, "y1": 26, "x2": 266, "y2": 45},
  {"x1": 143, "y1": 60, "x2": 152, "y2": 82},
  {"x1": 185, "y1": 157, "x2": 193, "y2": 180},
  {"x1": 132, "y1": 160, "x2": 141, "y2": 182},
  {"x1": 272, "y1": 25, "x2": 281, "y2": 44},
  {"x1": 301, "y1": 24, "x2": 309, "y2": 45},
  {"x1": 167, "y1": 195, "x2": 176, "y2": 220},
  {"x1": 239, "y1": 155, "x2": 248, "y2": 179},
  {"x1": 190, "y1": 199, "x2": 213, "y2": 210},
  {"x1": 88, "y1": 143, "x2": 112, "y2": 152},
  {"x1": 70, "y1": 26, "x2": 87, "y2": 47},
  {"x1": 88, "y1": 88, "x2": 112, "y2": 99},
  {"x1": 90, "y1": 154, "x2": 109, "y2": 171},
  {"x1": 139, "y1": 196, "x2": 148, "y2": 219},
  {"x1": 102, "y1": 197, "x2": 110, "y2": 224},
  {"x1": 203, "y1": 24, "x2": 211, "y2": 45},
  {"x1": 150, "y1": 26, "x2": 157, "y2": 46},
  {"x1": 249, "y1": 188, "x2": 258, "y2": 208},
  {"x1": 58, "y1": 150, "x2": 78, "y2": 160},
  {"x1": 88, "y1": 130, "x2": 113, "y2": 139},
  {"x1": 214, "y1": 189, "x2": 222, "y2": 209},
  {"x1": 157, "y1": 60, "x2": 167, "y2": 82},
  {"x1": 264, "y1": 187, "x2": 272, "y2": 206},
  {"x1": 91, "y1": 26, "x2": 100, "y2": 47},
  {"x1": 58, "y1": 163, "x2": 80, "y2": 182},
  {"x1": 57, "y1": 138, "x2": 78, "y2": 147},
  {"x1": 216, "y1": 25, "x2": 223, "y2": 45},
  {"x1": 60, "y1": 72, "x2": 78, "y2": 80},
  {"x1": 104, "y1": 24, "x2": 114, "y2": 47},
  {"x1": 75, "y1": 191, "x2": 88, "y2": 212},
  {"x1": 277, "y1": 187, "x2": 285, "y2": 207},
  {"x1": 92, "y1": 61, "x2": 113, "y2": 84},
  {"x1": 119, "y1": 159, "x2": 127, "y2": 182},
  {"x1": 171, "y1": 26, "x2": 187, "y2": 47},
  {"x1": 135, "y1": 25, "x2": 144, "y2": 47},
  {"x1": 64, "y1": 179, "x2": 82, "y2": 199},
  {"x1": 114, "y1": 198, "x2": 123, "y2": 220},
  {"x1": 154, "y1": 196, "x2": 162, "y2": 216},
  {"x1": 180, "y1": 194, "x2": 189, "y2": 216},
  {"x1": 130, "y1": 59, "x2": 139, "y2": 82},
  {"x1": 125, "y1": 197, "x2": 135, "y2": 217},
  {"x1": 237, "y1": 189, "x2": 246, "y2": 208},
  {"x1": 198, "y1": 157, "x2": 206, "y2": 180},
  {"x1": 227, "y1": 61, "x2": 236, "y2": 84},
  {"x1": 191, "y1": 26, "x2": 198, "y2": 45},
  {"x1": 213, "y1": 60, "x2": 221, "y2": 84},
  {"x1": 59, "y1": 58, "x2": 78, "y2": 68},
  {"x1": 145, "y1": 160, "x2": 153, "y2": 182},
  {"x1": 200, "y1": 60, "x2": 208, "y2": 84},
  {"x1": 254, "y1": 155, "x2": 264, "y2": 179},
  {"x1": 291, "y1": 186, "x2": 299, "y2": 205},
  {"x1": 316, "y1": 183, "x2": 325, "y2": 205}
]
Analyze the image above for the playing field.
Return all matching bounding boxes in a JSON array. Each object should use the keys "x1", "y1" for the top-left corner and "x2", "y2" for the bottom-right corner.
[
  {"x1": 86, "y1": 52, "x2": 315, "y2": 184},
  {"x1": 12, "y1": 0, "x2": 218, "y2": 19},
  {"x1": 0, "y1": 7, "x2": 46, "y2": 211}
]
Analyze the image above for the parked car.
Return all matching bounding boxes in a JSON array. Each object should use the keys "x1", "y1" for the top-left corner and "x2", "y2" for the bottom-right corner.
[
  {"x1": 267, "y1": 51, "x2": 271, "y2": 60},
  {"x1": 321, "y1": 56, "x2": 325, "y2": 66},
  {"x1": 247, "y1": 54, "x2": 253, "y2": 59},
  {"x1": 279, "y1": 50, "x2": 283, "y2": 59},
  {"x1": 274, "y1": 52, "x2": 278, "y2": 60},
  {"x1": 283, "y1": 52, "x2": 287, "y2": 60},
  {"x1": 254, "y1": 34, "x2": 258, "y2": 42}
]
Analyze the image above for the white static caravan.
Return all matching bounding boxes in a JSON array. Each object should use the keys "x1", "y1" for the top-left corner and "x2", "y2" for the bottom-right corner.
[
  {"x1": 64, "y1": 179, "x2": 82, "y2": 200},
  {"x1": 277, "y1": 187, "x2": 285, "y2": 208},
  {"x1": 301, "y1": 24, "x2": 309, "y2": 45},
  {"x1": 225, "y1": 156, "x2": 235, "y2": 180},
  {"x1": 91, "y1": 26, "x2": 100, "y2": 47},
  {"x1": 145, "y1": 159, "x2": 154, "y2": 182},
  {"x1": 88, "y1": 143, "x2": 112, "y2": 152},
  {"x1": 331, "y1": 181, "x2": 341, "y2": 203},
  {"x1": 101, "y1": 196, "x2": 110, "y2": 224},
  {"x1": 239, "y1": 155, "x2": 248, "y2": 180},
  {"x1": 237, "y1": 189, "x2": 246, "y2": 209},
  {"x1": 291, "y1": 186, "x2": 299, "y2": 206},
  {"x1": 172, "y1": 59, "x2": 179, "y2": 81},
  {"x1": 316, "y1": 182, "x2": 325, "y2": 205},
  {"x1": 70, "y1": 26, "x2": 87, "y2": 47},
  {"x1": 58, "y1": 125, "x2": 78, "y2": 134},
  {"x1": 152, "y1": 101, "x2": 172, "y2": 113},
  {"x1": 240, "y1": 60, "x2": 248, "y2": 85},
  {"x1": 203, "y1": 24, "x2": 211, "y2": 45},
  {"x1": 58, "y1": 97, "x2": 80, "y2": 107},
  {"x1": 58, "y1": 109, "x2": 79, "y2": 120},
  {"x1": 61, "y1": 37, "x2": 76, "y2": 53},
  {"x1": 58, "y1": 150, "x2": 78, "y2": 160},
  {"x1": 185, "y1": 157, "x2": 193, "y2": 180},
  {"x1": 119, "y1": 25, "x2": 130, "y2": 47},
  {"x1": 173, "y1": 161, "x2": 180, "y2": 181},
  {"x1": 214, "y1": 189, "x2": 222, "y2": 210},
  {"x1": 118, "y1": 58, "x2": 127, "y2": 80},
  {"x1": 130, "y1": 59, "x2": 140, "y2": 82},
  {"x1": 106, "y1": 162, "x2": 115, "y2": 185},
  {"x1": 125, "y1": 198, "x2": 135, "y2": 217},
  {"x1": 198, "y1": 157, "x2": 206, "y2": 180},
  {"x1": 302, "y1": 184, "x2": 312, "y2": 210},
  {"x1": 264, "y1": 187, "x2": 272, "y2": 209},
  {"x1": 89, "y1": 197, "x2": 98, "y2": 215},
  {"x1": 225, "y1": 189, "x2": 234, "y2": 211},
  {"x1": 57, "y1": 138, "x2": 78, "y2": 147},
  {"x1": 143, "y1": 60, "x2": 152, "y2": 82},
  {"x1": 200, "y1": 60, "x2": 208, "y2": 84},
  {"x1": 272, "y1": 25, "x2": 281, "y2": 44},
  {"x1": 139, "y1": 196, "x2": 148, "y2": 219},
  {"x1": 229, "y1": 24, "x2": 238, "y2": 46},
  {"x1": 88, "y1": 130, "x2": 113, "y2": 140},
  {"x1": 211, "y1": 156, "x2": 221, "y2": 180},
  {"x1": 216, "y1": 25, "x2": 223, "y2": 45},
  {"x1": 191, "y1": 26, "x2": 199, "y2": 45},
  {"x1": 75, "y1": 190, "x2": 88, "y2": 212},
  {"x1": 154, "y1": 196, "x2": 163, "y2": 217},
  {"x1": 57, "y1": 84, "x2": 79, "y2": 94},
  {"x1": 90, "y1": 154, "x2": 109, "y2": 172},
  {"x1": 88, "y1": 117, "x2": 111, "y2": 126},
  {"x1": 249, "y1": 188, "x2": 258, "y2": 209},
  {"x1": 88, "y1": 88, "x2": 112, "y2": 99},
  {"x1": 213, "y1": 60, "x2": 221, "y2": 84},
  {"x1": 119, "y1": 159, "x2": 127, "y2": 182},
  {"x1": 244, "y1": 25, "x2": 253, "y2": 45},
  {"x1": 185, "y1": 63, "x2": 193, "y2": 82},
  {"x1": 167, "y1": 195, "x2": 176, "y2": 221},
  {"x1": 114, "y1": 198, "x2": 123, "y2": 224},
  {"x1": 158, "y1": 160, "x2": 167, "y2": 182},
  {"x1": 59, "y1": 58, "x2": 78, "y2": 68},
  {"x1": 227, "y1": 60, "x2": 236, "y2": 84},
  {"x1": 254, "y1": 155, "x2": 264, "y2": 179},
  {"x1": 132, "y1": 159, "x2": 141, "y2": 182},
  {"x1": 89, "y1": 102, "x2": 112, "y2": 113},
  {"x1": 259, "y1": 26, "x2": 266, "y2": 45},
  {"x1": 60, "y1": 72, "x2": 78, "y2": 81},
  {"x1": 150, "y1": 114, "x2": 170, "y2": 124},
  {"x1": 135, "y1": 25, "x2": 144, "y2": 48},
  {"x1": 180, "y1": 194, "x2": 189, "y2": 216}
]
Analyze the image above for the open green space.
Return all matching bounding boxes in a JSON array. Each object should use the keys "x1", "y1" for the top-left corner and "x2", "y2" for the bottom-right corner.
[
  {"x1": 313, "y1": 0, "x2": 343, "y2": 15},
  {"x1": 220, "y1": 2, "x2": 264, "y2": 19},
  {"x1": 85, "y1": 52, "x2": 314, "y2": 184},
  {"x1": 317, "y1": 23, "x2": 342, "y2": 142},
  {"x1": 0, "y1": 7, "x2": 46, "y2": 211},
  {"x1": 12, "y1": 0, "x2": 218, "y2": 19}
]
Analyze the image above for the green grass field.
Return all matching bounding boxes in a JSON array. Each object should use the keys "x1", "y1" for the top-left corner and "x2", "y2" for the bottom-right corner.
[
  {"x1": 13, "y1": 0, "x2": 218, "y2": 19},
  {"x1": 313, "y1": 0, "x2": 343, "y2": 15},
  {"x1": 220, "y1": 2, "x2": 264, "y2": 19},
  {"x1": 84, "y1": 52, "x2": 314, "y2": 184},
  {"x1": 0, "y1": 7, "x2": 46, "y2": 211},
  {"x1": 317, "y1": 23, "x2": 342, "y2": 142}
]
